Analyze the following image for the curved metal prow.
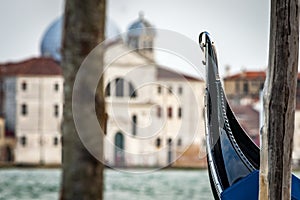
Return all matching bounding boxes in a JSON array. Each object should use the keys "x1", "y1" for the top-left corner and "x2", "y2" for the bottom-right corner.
[{"x1": 200, "y1": 32, "x2": 260, "y2": 199}]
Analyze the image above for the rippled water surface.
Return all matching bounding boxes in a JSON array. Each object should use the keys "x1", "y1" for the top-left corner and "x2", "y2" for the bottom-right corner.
[
  {"x1": 0, "y1": 168, "x2": 298, "y2": 200},
  {"x1": 0, "y1": 168, "x2": 213, "y2": 200}
]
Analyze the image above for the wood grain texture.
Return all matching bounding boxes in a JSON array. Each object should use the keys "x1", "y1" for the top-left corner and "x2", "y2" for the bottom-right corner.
[{"x1": 260, "y1": 0, "x2": 299, "y2": 199}]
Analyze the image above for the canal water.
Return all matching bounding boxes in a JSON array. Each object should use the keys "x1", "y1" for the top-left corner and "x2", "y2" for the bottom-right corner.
[
  {"x1": 0, "y1": 168, "x2": 213, "y2": 200},
  {"x1": 1, "y1": 169, "x2": 299, "y2": 200}
]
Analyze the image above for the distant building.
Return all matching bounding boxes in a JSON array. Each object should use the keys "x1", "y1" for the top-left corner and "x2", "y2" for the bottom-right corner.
[
  {"x1": 224, "y1": 71, "x2": 265, "y2": 103},
  {"x1": 103, "y1": 15, "x2": 206, "y2": 167},
  {"x1": 224, "y1": 69, "x2": 300, "y2": 167},
  {"x1": 0, "y1": 58, "x2": 63, "y2": 164},
  {"x1": 40, "y1": 13, "x2": 206, "y2": 168}
]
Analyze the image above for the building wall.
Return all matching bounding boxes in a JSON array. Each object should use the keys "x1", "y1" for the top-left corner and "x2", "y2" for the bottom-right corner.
[
  {"x1": 104, "y1": 62, "x2": 206, "y2": 167},
  {"x1": 104, "y1": 48, "x2": 159, "y2": 167},
  {"x1": 224, "y1": 79, "x2": 264, "y2": 99},
  {"x1": 6, "y1": 76, "x2": 63, "y2": 164}
]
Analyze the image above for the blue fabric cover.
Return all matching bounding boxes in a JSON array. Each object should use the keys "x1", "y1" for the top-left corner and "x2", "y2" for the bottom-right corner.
[{"x1": 221, "y1": 170, "x2": 300, "y2": 200}]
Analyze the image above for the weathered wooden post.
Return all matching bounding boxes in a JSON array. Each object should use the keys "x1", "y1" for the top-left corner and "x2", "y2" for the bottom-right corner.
[
  {"x1": 61, "y1": 0, "x2": 106, "y2": 199},
  {"x1": 259, "y1": 0, "x2": 299, "y2": 199}
]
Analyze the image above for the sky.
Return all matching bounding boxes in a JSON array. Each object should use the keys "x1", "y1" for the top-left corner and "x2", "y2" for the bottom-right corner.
[{"x1": 0, "y1": 0, "x2": 270, "y2": 75}]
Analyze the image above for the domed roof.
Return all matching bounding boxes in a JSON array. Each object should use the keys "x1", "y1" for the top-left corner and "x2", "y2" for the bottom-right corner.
[
  {"x1": 127, "y1": 12, "x2": 155, "y2": 37},
  {"x1": 41, "y1": 16, "x2": 121, "y2": 62}
]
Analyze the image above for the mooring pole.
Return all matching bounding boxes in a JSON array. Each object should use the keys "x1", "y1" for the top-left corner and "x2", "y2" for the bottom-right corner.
[{"x1": 259, "y1": 0, "x2": 299, "y2": 199}]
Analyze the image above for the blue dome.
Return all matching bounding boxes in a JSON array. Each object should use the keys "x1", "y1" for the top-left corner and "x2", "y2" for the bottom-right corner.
[
  {"x1": 127, "y1": 13, "x2": 155, "y2": 37},
  {"x1": 41, "y1": 16, "x2": 121, "y2": 62}
]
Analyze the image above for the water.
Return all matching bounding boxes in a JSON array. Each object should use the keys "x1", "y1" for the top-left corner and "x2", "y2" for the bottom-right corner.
[
  {"x1": 0, "y1": 169, "x2": 60, "y2": 200},
  {"x1": 0, "y1": 168, "x2": 213, "y2": 200},
  {"x1": 0, "y1": 169, "x2": 298, "y2": 200},
  {"x1": 105, "y1": 169, "x2": 213, "y2": 200}
]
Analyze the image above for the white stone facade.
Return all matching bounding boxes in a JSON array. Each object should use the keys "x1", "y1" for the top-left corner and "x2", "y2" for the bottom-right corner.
[
  {"x1": 103, "y1": 44, "x2": 205, "y2": 167},
  {"x1": 3, "y1": 75, "x2": 63, "y2": 164}
]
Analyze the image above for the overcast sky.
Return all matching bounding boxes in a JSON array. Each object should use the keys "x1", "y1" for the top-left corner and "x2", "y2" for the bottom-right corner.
[{"x1": 0, "y1": 0, "x2": 270, "y2": 75}]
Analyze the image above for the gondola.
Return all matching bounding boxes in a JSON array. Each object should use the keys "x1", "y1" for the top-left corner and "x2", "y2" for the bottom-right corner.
[{"x1": 199, "y1": 32, "x2": 300, "y2": 200}]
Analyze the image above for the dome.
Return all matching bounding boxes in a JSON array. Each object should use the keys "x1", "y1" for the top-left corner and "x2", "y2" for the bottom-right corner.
[
  {"x1": 127, "y1": 12, "x2": 155, "y2": 37},
  {"x1": 41, "y1": 16, "x2": 122, "y2": 62}
]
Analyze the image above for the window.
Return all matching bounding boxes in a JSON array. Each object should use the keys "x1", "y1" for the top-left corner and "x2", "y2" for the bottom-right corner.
[
  {"x1": 243, "y1": 82, "x2": 249, "y2": 93},
  {"x1": 54, "y1": 137, "x2": 59, "y2": 146},
  {"x1": 157, "y1": 106, "x2": 162, "y2": 117},
  {"x1": 21, "y1": 104, "x2": 27, "y2": 116},
  {"x1": 168, "y1": 86, "x2": 172, "y2": 94},
  {"x1": 177, "y1": 138, "x2": 182, "y2": 146},
  {"x1": 167, "y1": 138, "x2": 172, "y2": 145},
  {"x1": 156, "y1": 138, "x2": 161, "y2": 148},
  {"x1": 106, "y1": 78, "x2": 136, "y2": 98},
  {"x1": 168, "y1": 107, "x2": 173, "y2": 118},
  {"x1": 132, "y1": 115, "x2": 137, "y2": 136},
  {"x1": 21, "y1": 82, "x2": 27, "y2": 91},
  {"x1": 105, "y1": 82, "x2": 111, "y2": 97},
  {"x1": 260, "y1": 82, "x2": 264, "y2": 90},
  {"x1": 129, "y1": 83, "x2": 136, "y2": 98},
  {"x1": 178, "y1": 107, "x2": 182, "y2": 118},
  {"x1": 178, "y1": 86, "x2": 183, "y2": 95},
  {"x1": 157, "y1": 86, "x2": 162, "y2": 94},
  {"x1": 236, "y1": 81, "x2": 240, "y2": 92},
  {"x1": 54, "y1": 83, "x2": 59, "y2": 91},
  {"x1": 116, "y1": 78, "x2": 124, "y2": 97},
  {"x1": 20, "y1": 136, "x2": 26, "y2": 146},
  {"x1": 54, "y1": 105, "x2": 59, "y2": 117}
]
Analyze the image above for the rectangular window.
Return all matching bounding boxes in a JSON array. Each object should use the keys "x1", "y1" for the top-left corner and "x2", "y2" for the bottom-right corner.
[
  {"x1": 156, "y1": 138, "x2": 161, "y2": 148},
  {"x1": 54, "y1": 105, "x2": 59, "y2": 117},
  {"x1": 21, "y1": 82, "x2": 27, "y2": 91},
  {"x1": 168, "y1": 107, "x2": 172, "y2": 118},
  {"x1": 178, "y1": 86, "x2": 183, "y2": 95},
  {"x1": 54, "y1": 137, "x2": 59, "y2": 146},
  {"x1": 168, "y1": 86, "x2": 172, "y2": 94},
  {"x1": 20, "y1": 136, "x2": 26, "y2": 146},
  {"x1": 132, "y1": 115, "x2": 137, "y2": 136},
  {"x1": 157, "y1": 107, "x2": 162, "y2": 117},
  {"x1": 178, "y1": 107, "x2": 182, "y2": 118},
  {"x1": 54, "y1": 83, "x2": 59, "y2": 91},
  {"x1": 236, "y1": 81, "x2": 240, "y2": 92},
  {"x1": 21, "y1": 104, "x2": 27, "y2": 116},
  {"x1": 243, "y1": 82, "x2": 249, "y2": 93},
  {"x1": 157, "y1": 86, "x2": 162, "y2": 94}
]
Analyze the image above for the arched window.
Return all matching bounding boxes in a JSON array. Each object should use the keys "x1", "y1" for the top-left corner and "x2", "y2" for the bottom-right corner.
[
  {"x1": 105, "y1": 82, "x2": 111, "y2": 97},
  {"x1": 116, "y1": 78, "x2": 124, "y2": 97},
  {"x1": 115, "y1": 132, "x2": 125, "y2": 166},
  {"x1": 105, "y1": 78, "x2": 137, "y2": 98},
  {"x1": 129, "y1": 83, "x2": 136, "y2": 98}
]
